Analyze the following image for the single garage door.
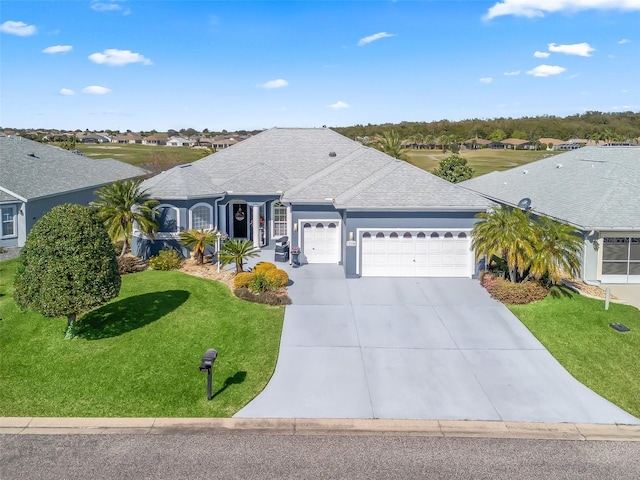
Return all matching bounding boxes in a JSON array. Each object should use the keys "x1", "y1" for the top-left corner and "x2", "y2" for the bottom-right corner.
[
  {"x1": 360, "y1": 230, "x2": 472, "y2": 277},
  {"x1": 302, "y1": 221, "x2": 341, "y2": 263}
]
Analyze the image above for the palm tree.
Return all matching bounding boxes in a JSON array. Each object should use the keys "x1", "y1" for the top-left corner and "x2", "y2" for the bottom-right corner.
[
  {"x1": 218, "y1": 239, "x2": 260, "y2": 273},
  {"x1": 374, "y1": 130, "x2": 409, "y2": 161},
  {"x1": 179, "y1": 228, "x2": 219, "y2": 265},
  {"x1": 471, "y1": 206, "x2": 535, "y2": 283},
  {"x1": 528, "y1": 217, "x2": 582, "y2": 284},
  {"x1": 93, "y1": 179, "x2": 159, "y2": 257}
]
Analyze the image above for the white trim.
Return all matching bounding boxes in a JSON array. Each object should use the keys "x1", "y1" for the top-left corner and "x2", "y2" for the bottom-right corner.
[
  {"x1": 299, "y1": 218, "x2": 342, "y2": 264},
  {"x1": 356, "y1": 227, "x2": 473, "y2": 277},
  {"x1": 271, "y1": 201, "x2": 288, "y2": 239},
  {"x1": 1, "y1": 205, "x2": 18, "y2": 239},
  {"x1": 188, "y1": 202, "x2": 213, "y2": 230},
  {"x1": 155, "y1": 203, "x2": 181, "y2": 233}
]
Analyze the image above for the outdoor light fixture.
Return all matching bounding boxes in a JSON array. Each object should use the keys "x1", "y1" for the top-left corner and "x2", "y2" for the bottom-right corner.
[
  {"x1": 293, "y1": 223, "x2": 298, "y2": 231},
  {"x1": 349, "y1": 232, "x2": 354, "y2": 241},
  {"x1": 199, "y1": 348, "x2": 218, "y2": 401}
]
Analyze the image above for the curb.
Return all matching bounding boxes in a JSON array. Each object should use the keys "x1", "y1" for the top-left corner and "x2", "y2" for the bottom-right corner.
[{"x1": 2, "y1": 417, "x2": 639, "y2": 441}]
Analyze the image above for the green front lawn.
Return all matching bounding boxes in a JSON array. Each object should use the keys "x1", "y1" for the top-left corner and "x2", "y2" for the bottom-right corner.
[
  {"x1": 0, "y1": 259, "x2": 284, "y2": 417},
  {"x1": 510, "y1": 294, "x2": 640, "y2": 418},
  {"x1": 74, "y1": 143, "x2": 206, "y2": 166}
]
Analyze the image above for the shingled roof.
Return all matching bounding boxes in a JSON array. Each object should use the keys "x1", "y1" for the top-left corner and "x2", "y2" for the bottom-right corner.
[
  {"x1": 460, "y1": 146, "x2": 640, "y2": 230},
  {"x1": 142, "y1": 128, "x2": 491, "y2": 210},
  {"x1": 0, "y1": 135, "x2": 146, "y2": 201}
]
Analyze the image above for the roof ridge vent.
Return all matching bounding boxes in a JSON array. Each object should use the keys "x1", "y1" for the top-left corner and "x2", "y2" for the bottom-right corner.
[{"x1": 329, "y1": 151, "x2": 337, "y2": 157}]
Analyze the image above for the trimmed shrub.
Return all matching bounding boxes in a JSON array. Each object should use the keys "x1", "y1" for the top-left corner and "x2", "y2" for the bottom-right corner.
[
  {"x1": 486, "y1": 278, "x2": 548, "y2": 305},
  {"x1": 248, "y1": 272, "x2": 279, "y2": 293},
  {"x1": 253, "y1": 262, "x2": 277, "y2": 274},
  {"x1": 117, "y1": 255, "x2": 148, "y2": 275},
  {"x1": 234, "y1": 272, "x2": 254, "y2": 289},
  {"x1": 148, "y1": 249, "x2": 182, "y2": 271},
  {"x1": 234, "y1": 287, "x2": 292, "y2": 306},
  {"x1": 265, "y1": 268, "x2": 289, "y2": 288}
]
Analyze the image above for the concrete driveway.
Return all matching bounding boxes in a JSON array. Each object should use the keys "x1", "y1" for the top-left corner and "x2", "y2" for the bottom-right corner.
[{"x1": 235, "y1": 265, "x2": 639, "y2": 424}]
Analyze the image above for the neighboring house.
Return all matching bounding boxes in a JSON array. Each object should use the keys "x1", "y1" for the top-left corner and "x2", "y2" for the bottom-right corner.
[
  {"x1": 142, "y1": 135, "x2": 167, "y2": 146},
  {"x1": 463, "y1": 138, "x2": 491, "y2": 149},
  {"x1": 537, "y1": 138, "x2": 565, "y2": 150},
  {"x1": 113, "y1": 133, "x2": 143, "y2": 144},
  {"x1": 134, "y1": 128, "x2": 492, "y2": 278},
  {"x1": 489, "y1": 138, "x2": 532, "y2": 149},
  {"x1": 77, "y1": 132, "x2": 111, "y2": 144},
  {"x1": 0, "y1": 135, "x2": 146, "y2": 248},
  {"x1": 460, "y1": 146, "x2": 640, "y2": 285},
  {"x1": 211, "y1": 138, "x2": 239, "y2": 149},
  {"x1": 166, "y1": 137, "x2": 195, "y2": 147}
]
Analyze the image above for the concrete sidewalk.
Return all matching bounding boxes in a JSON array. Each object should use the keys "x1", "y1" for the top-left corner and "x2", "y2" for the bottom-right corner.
[{"x1": 2, "y1": 417, "x2": 640, "y2": 441}]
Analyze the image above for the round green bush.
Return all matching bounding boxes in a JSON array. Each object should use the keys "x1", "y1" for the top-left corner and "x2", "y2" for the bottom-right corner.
[
  {"x1": 253, "y1": 262, "x2": 277, "y2": 274},
  {"x1": 265, "y1": 268, "x2": 289, "y2": 287},
  {"x1": 233, "y1": 272, "x2": 254, "y2": 289},
  {"x1": 148, "y1": 249, "x2": 182, "y2": 271}
]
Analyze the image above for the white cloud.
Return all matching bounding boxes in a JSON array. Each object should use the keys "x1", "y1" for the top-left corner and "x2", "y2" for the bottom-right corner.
[
  {"x1": 619, "y1": 38, "x2": 631, "y2": 44},
  {"x1": 42, "y1": 45, "x2": 73, "y2": 54},
  {"x1": 526, "y1": 64, "x2": 566, "y2": 77},
  {"x1": 358, "y1": 32, "x2": 395, "y2": 46},
  {"x1": 259, "y1": 79, "x2": 288, "y2": 89},
  {"x1": 60, "y1": 88, "x2": 75, "y2": 96},
  {"x1": 329, "y1": 101, "x2": 350, "y2": 109},
  {"x1": 484, "y1": 0, "x2": 640, "y2": 20},
  {"x1": 82, "y1": 85, "x2": 111, "y2": 94},
  {"x1": 479, "y1": 77, "x2": 493, "y2": 84},
  {"x1": 0, "y1": 20, "x2": 37, "y2": 36},
  {"x1": 504, "y1": 70, "x2": 521, "y2": 76},
  {"x1": 88, "y1": 49, "x2": 152, "y2": 66},
  {"x1": 91, "y1": 1, "x2": 130, "y2": 14},
  {"x1": 548, "y1": 42, "x2": 595, "y2": 57},
  {"x1": 534, "y1": 51, "x2": 550, "y2": 58}
]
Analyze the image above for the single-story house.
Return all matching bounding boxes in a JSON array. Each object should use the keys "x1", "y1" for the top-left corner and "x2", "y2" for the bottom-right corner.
[
  {"x1": 134, "y1": 128, "x2": 493, "y2": 278},
  {"x1": 463, "y1": 138, "x2": 491, "y2": 149},
  {"x1": 489, "y1": 138, "x2": 532, "y2": 149},
  {"x1": 460, "y1": 146, "x2": 640, "y2": 284},
  {"x1": 0, "y1": 134, "x2": 146, "y2": 248},
  {"x1": 537, "y1": 138, "x2": 565, "y2": 150},
  {"x1": 142, "y1": 135, "x2": 167, "y2": 146},
  {"x1": 166, "y1": 137, "x2": 196, "y2": 147},
  {"x1": 113, "y1": 133, "x2": 143, "y2": 144}
]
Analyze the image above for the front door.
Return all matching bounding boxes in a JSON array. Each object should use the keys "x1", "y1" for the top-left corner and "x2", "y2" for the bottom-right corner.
[{"x1": 232, "y1": 203, "x2": 248, "y2": 238}]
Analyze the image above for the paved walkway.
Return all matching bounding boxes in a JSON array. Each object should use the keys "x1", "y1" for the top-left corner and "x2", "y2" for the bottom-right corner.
[{"x1": 235, "y1": 264, "x2": 639, "y2": 424}]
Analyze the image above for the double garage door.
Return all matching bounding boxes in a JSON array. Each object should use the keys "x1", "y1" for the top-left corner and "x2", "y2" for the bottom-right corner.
[{"x1": 361, "y1": 230, "x2": 473, "y2": 277}]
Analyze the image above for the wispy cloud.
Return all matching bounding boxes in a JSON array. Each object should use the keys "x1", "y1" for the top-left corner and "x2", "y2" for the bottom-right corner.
[
  {"x1": 329, "y1": 101, "x2": 350, "y2": 109},
  {"x1": 479, "y1": 77, "x2": 493, "y2": 84},
  {"x1": 258, "y1": 78, "x2": 288, "y2": 89},
  {"x1": 358, "y1": 32, "x2": 395, "y2": 46},
  {"x1": 88, "y1": 49, "x2": 152, "y2": 66},
  {"x1": 484, "y1": 0, "x2": 640, "y2": 20},
  {"x1": 504, "y1": 70, "x2": 521, "y2": 76},
  {"x1": 42, "y1": 45, "x2": 73, "y2": 54},
  {"x1": 82, "y1": 85, "x2": 111, "y2": 94},
  {"x1": 619, "y1": 38, "x2": 631, "y2": 44},
  {"x1": 0, "y1": 20, "x2": 37, "y2": 36},
  {"x1": 91, "y1": 1, "x2": 130, "y2": 15},
  {"x1": 534, "y1": 51, "x2": 550, "y2": 58},
  {"x1": 548, "y1": 42, "x2": 595, "y2": 57},
  {"x1": 60, "y1": 88, "x2": 75, "y2": 96},
  {"x1": 526, "y1": 64, "x2": 566, "y2": 77}
]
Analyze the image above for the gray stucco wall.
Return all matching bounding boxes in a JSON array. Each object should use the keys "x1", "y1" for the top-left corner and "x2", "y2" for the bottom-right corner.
[{"x1": 582, "y1": 233, "x2": 598, "y2": 283}]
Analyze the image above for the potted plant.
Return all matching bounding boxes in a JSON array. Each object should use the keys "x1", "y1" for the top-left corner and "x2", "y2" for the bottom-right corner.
[{"x1": 290, "y1": 246, "x2": 301, "y2": 266}]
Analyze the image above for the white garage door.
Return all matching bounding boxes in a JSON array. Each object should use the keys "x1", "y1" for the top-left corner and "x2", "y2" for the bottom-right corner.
[
  {"x1": 360, "y1": 230, "x2": 472, "y2": 277},
  {"x1": 302, "y1": 221, "x2": 341, "y2": 263}
]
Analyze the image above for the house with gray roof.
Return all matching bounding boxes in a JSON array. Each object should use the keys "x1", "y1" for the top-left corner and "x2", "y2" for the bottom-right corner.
[
  {"x1": 134, "y1": 127, "x2": 492, "y2": 278},
  {"x1": 460, "y1": 146, "x2": 640, "y2": 284},
  {"x1": 0, "y1": 135, "x2": 146, "y2": 248}
]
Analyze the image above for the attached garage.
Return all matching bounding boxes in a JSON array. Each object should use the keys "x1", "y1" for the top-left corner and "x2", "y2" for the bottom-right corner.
[
  {"x1": 359, "y1": 229, "x2": 473, "y2": 277},
  {"x1": 302, "y1": 220, "x2": 341, "y2": 264}
]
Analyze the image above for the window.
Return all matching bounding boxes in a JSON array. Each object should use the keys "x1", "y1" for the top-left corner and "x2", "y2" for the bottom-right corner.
[
  {"x1": 603, "y1": 237, "x2": 640, "y2": 276},
  {"x1": 1, "y1": 206, "x2": 17, "y2": 238},
  {"x1": 190, "y1": 204, "x2": 212, "y2": 230},
  {"x1": 273, "y1": 202, "x2": 288, "y2": 237},
  {"x1": 155, "y1": 205, "x2": 179, "y2": 232}
]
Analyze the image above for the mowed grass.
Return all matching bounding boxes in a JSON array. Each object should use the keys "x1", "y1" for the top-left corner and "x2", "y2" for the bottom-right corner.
[
  {"x1": 407, "y1": 148, "x2": 562, "y2": 177},
  {"x1": 75, "y1": 143, "x2": 206, "y2": 166},
  {"x1": 0, "y1": 259, "x2": 284, "y2": 417},
  {"x1": 509, "y1": 294, "x2": 640, "y2": 418}
]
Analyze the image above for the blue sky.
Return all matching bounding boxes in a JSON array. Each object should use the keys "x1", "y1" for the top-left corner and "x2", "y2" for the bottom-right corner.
[{"x1": 1, "y1": 0, "x2": 639, "y2": 132}]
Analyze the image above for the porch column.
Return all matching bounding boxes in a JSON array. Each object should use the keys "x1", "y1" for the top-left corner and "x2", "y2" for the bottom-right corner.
[
  {"x1": 252, "y1": 204, "x2": 261, "y2": 250},
  {"x1": 287, "y1": 204, "x2": 293, "y2": 265}
]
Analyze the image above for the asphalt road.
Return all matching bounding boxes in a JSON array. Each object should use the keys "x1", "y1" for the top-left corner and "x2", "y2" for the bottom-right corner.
[{"x1": 2, "y1": 433, "x2": 639, "y2": 479}]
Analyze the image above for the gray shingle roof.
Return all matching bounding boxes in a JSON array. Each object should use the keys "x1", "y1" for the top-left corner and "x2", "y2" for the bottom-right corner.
[
  {"x1": 143, "y1": 128, "x2": 491, "y2": 211},
  {"x1": 460, "y1": 147, "x2": 640, "y2": 230},
  {"x1": 0, "y1": 135, "x2": 146, "y2": 201}
]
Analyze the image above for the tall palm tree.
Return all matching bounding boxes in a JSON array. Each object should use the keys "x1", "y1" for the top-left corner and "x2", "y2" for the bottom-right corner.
[
  {"x1": 528, "y1": 217, "x2": 582, "y2": 284},
  {"x1": 93, "y1": 179, "x2": 159, "y2": 257},
  {"x1": 374, "y1": 130, "x2": 409, "y2": 161},
  {"x1": 179, "y1": 228, "x2": 219, "y2": 265},
  {"x1": 218, "y1": 239, "x2": 260, "y2": 273},
  {"x1": 471, "y1": 206, "x2": 535, "y2": 283}
]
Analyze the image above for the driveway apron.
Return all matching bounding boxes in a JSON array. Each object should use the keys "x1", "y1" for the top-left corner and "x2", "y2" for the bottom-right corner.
[{"x1": 235, "y1": 265, "x2": 639, "y2": 424}]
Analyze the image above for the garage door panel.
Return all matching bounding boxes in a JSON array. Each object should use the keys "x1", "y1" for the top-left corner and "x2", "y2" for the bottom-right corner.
[{"x1": 303, "y1": 221, "x2": 340, "y2": 263}]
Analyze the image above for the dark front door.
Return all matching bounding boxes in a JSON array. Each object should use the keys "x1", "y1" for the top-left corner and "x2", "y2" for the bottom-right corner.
[{"x1": 233, "y1": 203, "x2": 248, "y2": 238}]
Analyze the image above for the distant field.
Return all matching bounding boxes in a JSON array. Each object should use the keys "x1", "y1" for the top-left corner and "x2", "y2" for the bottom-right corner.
[
  {"x1": 73, "y1": 143, "x2": 207, "y2": 166},
  {"x1": 407, "y1": 148, "x2": 562, "y2": 177}
]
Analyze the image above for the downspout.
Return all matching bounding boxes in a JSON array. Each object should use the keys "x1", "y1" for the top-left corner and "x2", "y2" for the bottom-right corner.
[{"x1": 213, "y1": 194, "x2": 226, "y2": 231}]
